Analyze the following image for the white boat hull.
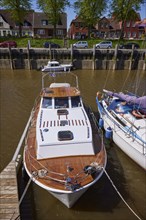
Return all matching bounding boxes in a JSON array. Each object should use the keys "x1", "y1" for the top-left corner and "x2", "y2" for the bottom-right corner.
[
  {"x1": 102, "y1": 116, "x2": 146, "y2": 169},
  {"x1": 42, "y1": 66, "x2": 72, "y2": 72},
  {"x1": 49, "y1": 187, "x2": 88, "y2": 208}
]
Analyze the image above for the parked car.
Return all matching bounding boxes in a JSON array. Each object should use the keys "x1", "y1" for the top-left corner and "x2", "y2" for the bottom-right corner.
[
  {"x1": 73, "y1": 41, "x2": 88, "y2": 49},
  {"x1": 0, "y1": 41, "x2": 17, "y2": 48},
  {"x1": 95, "y1": 41, "x2": 112, "y2": 49},
  {"x1": 43, "y1": 42, "x2": 61, "y2": 48},
  {"x1": 119, "y1": 42, "x2": 140, "y2": 49}
]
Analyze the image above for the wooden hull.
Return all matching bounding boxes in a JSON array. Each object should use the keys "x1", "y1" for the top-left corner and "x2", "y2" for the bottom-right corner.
[{"x1": 24, "y1": 156, "x2": 105, "y2": 208}]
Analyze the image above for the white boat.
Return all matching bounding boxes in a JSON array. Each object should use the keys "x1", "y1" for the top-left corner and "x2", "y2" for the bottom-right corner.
[
  {"x1": 96, "y1": 89, "x2": 146, "y2": 170},
  {"x1": 23, "y1": 71, "x2": 107, "y2": 208},
  {"x1": 41, "y1": 60, "x2": 73, "y2": 72}
]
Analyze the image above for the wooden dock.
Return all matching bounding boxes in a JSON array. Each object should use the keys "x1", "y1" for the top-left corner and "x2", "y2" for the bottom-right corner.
[{"x1": 0, "y1": 161, "x2": 20, "y2": 220}]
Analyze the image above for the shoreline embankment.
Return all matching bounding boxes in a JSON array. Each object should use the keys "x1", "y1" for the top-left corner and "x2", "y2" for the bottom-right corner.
[{"x1": 0, "y1": 45, "x2": 145, "y2": 70}]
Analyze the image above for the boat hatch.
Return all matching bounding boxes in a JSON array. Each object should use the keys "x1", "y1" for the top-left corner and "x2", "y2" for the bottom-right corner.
[
  {"x1": 57, "y1": 109, "x2": 69, "y2": 115},
  {"x1": 58, "y1": 130, "x2": 74, "y2": 141},
  {"x1": 60, "y1": 120, "x2": 68, "y2": 126}
]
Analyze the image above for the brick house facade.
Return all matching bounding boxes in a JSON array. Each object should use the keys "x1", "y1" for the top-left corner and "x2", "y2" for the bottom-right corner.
[
  {"x1": 68, "y1": 15, "x2": 144, "y2": 39},
  {"x1": 68, "y1": 17, "x2": 88, "y2": 39}
]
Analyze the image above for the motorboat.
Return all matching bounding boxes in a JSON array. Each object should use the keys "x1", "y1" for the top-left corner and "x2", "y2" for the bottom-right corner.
[
  {"x1": 41, "y1": 60, "x2": 73, "y2": 72},
  {"x1": 96, "y1": 89, "x2": 146, "y2": 170},
  {"x1": 23, "y1": 71, "x2": 107, "y2": 208}
]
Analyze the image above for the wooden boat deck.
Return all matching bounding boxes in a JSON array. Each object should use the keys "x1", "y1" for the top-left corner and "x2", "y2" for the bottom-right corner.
[
  {"x1": 24, "y1": 99, "x2": 106, "y2": 191},
  {"x1": 0, "y1": 161, "x2": 20, "y2": 220},
  {"x1": 41, "y1": 86, "x2": 80, "y2": 98}
]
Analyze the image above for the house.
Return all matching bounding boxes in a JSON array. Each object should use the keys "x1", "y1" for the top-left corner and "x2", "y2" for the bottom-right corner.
[
  {"x1": 0, "y1": 10, "x2": 34, "y2": 37},
  {"x1": 33, "y1": 12, "x2": 67, "y2": 38},
  {"x1": 68, "y1": 16, "x2": 89, "y2": 39},
  {"x1": 0, "y1": 10, "x2": 67, "y2": 38},
  {"x1": 69, "y1": 14, "x2": 143, "y2": 39}
]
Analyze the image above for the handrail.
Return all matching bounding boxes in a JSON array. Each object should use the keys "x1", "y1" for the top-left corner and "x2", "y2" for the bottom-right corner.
[{"x1": 41, "y1": 71, "x2": 79, "y2": 90}]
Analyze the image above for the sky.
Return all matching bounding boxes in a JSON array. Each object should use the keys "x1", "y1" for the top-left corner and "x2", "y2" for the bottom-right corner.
[{"x1": 32, "y1": 1, "x2": 146, "y2": 29}]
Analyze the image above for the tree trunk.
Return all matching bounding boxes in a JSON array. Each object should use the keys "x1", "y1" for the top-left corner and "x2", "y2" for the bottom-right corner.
[
  {"x1": 120, "y1": 21, "x2": 124, "y2": 39},
  {"x1": 53, "y1": 24, "x2": 57, "y2": 38},
  {"x1": 19, "y1": 24, "x2": 22, "y2": 37}
]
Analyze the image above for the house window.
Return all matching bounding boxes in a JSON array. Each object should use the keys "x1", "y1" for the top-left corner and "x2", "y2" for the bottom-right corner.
[
  {"x1": 126, "y1": 21, "x2": 130, "y2": 27},
  {"x1": 127, "y1": 31, "x2": 131, "y2": 38},
  {"x1": 132, "y1": 21, "x2": 135, "y2": 27},
  {"x1": 0, "y1": 22, "x2": 3, "y2": 27},
  {"x1": 42, "y1": 20, "x2": 48, "y2": 25},
  {"x1": 37, "y1": 29, "x2": 45, "y2": 35},
  {"x1": 56, "y1": 29, "x2": 63, "y2": 35},
  {"x1": 58, "y1": 18, "x2": 62, "y2": 25},
  {"x1": 132, "y1": 32, "x2": 136, "y2": 38},
  {"x1": 75, "y1": 22, "x2": 79, "y2": 28},
  {"x1": 3, "y1": 31, "x2": 6, "y2": 36},
  {"x1": 80, "y1": 23, "x2": 84, "y2": 28}
]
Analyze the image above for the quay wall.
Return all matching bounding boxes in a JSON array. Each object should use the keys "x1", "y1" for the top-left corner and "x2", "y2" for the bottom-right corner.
[{"x1": 0, "y1": 46, "x2": 145, "y2": 70}]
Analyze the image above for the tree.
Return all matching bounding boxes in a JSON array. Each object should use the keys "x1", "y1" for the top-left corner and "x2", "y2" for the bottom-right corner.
[
  {"x1": 0, "y1": 0, "x2": 32, "y2": 37},
  {"x1": 109, "y1": 0, "x2": 145, "y2": 39},
  {"x1": 37, "y1": 0, "x2": 70, "y2": 38},
  {"x1": 74, "y1": 0, "x2": 108, "y2": 38}
]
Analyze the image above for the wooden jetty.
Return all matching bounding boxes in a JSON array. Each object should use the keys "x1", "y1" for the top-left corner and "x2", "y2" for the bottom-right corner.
[
  {"x1": 0, "y1": 161, "x2": 20, "y2": 220},
  {"x1": 0, "y1": 114, "x2": 32, "y2": 220}
]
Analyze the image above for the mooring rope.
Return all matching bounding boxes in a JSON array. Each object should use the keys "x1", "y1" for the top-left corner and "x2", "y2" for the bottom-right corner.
[{"x1": 103, "y1": 167, "x2": 143, "y2": 220}]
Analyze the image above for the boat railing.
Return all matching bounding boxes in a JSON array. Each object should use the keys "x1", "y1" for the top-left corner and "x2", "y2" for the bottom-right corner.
[
  {"x1": 26, "y1": 147, "x2": 103, "y2": 191},
  {"x1": 41, "y1": 71, "x2": 79, "y2": 89},
  {"x1": 106, "y1": 109, "x2": 146, "y2": 154}
]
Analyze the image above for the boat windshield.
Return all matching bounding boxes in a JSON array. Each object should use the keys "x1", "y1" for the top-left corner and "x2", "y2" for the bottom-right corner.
[
  {"x1": 55, "y1": 97, "x2": 69, "y2": 109},
  {"x1": 50, "y1": 63, "x2": 59, "y2": 67},
  {"x1": 71, "y1": 96, "x2": 81, "y2": 108},
  {"x1": 42, "y1": 97, "x2": 52, "y2": 109}
]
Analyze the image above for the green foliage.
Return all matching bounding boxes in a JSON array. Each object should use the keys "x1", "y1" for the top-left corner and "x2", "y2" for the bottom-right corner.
[
  {"x1": 110, "y1": 0, "x2": 144, "y2": 20},
  {"x1": 0, "y1": 0, "x2": 32, "y2": 37},
  {"x1": 37, "y1": 0, "x2": 70, "y2": 37},
  {"x1": 109, "y1": 0, "x2": 145, "y2": 39},
  {"x1": 74, "y1": 0, "x2": 108, "y2": 37}
]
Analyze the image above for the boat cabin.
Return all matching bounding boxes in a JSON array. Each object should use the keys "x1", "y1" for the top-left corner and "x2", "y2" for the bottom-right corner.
[{"x1": 36, "y1": 83, "x2": 95, "y2": 159}]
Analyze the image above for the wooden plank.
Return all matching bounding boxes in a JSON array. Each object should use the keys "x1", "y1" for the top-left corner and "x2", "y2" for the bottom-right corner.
[{"x1": 0, "y1": 161, "x2": 20, "y2": 220}]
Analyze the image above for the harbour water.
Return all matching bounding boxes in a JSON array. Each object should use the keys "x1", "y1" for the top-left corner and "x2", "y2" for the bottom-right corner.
[{"x1": 0, "y1": 69, "x2": 146, "y2": 220}]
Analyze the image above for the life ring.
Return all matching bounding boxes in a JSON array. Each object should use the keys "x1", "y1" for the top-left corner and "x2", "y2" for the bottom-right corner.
[{"x1": 132, "y1": 110, "x2": 146, "y2": 118}]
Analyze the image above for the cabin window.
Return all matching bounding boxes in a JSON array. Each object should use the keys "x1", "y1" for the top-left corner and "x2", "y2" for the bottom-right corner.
[
  {"x1": 71, "y1": 96, "x2": 81, "y2": 108},
  {"x1": 42, "y1": 97, "x2": 52, "y2": 109},
  {"x1": 58, "y1": 130, "x2": 73, "y2": 141},
  {"x1": 55, "y1": 97, "x2": 69, "y2": 109}
]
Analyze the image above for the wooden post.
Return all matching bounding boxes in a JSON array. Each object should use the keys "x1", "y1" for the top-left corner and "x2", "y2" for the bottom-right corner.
[
  {"x1": 92, "y1": 45, "x2": 96, "y2": 70},
  {"x1": 49, "y1": 44, "x2": 52, "y2": 61},
  {"x1": 8, "y1": 46, "x2": 13, "y2": 69},
  {"x1": 129, "y1": 44, "x2": 134, "y2": 70},
  {"x1": 27, "y1": 41, "x2": 31, "y2": 70},
  {"x1": 71, "y1": 44, "x2": 73, "y2": 65},
  {"x1": 113, "y1": 44, "x2": 118, "y2": 70}
]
